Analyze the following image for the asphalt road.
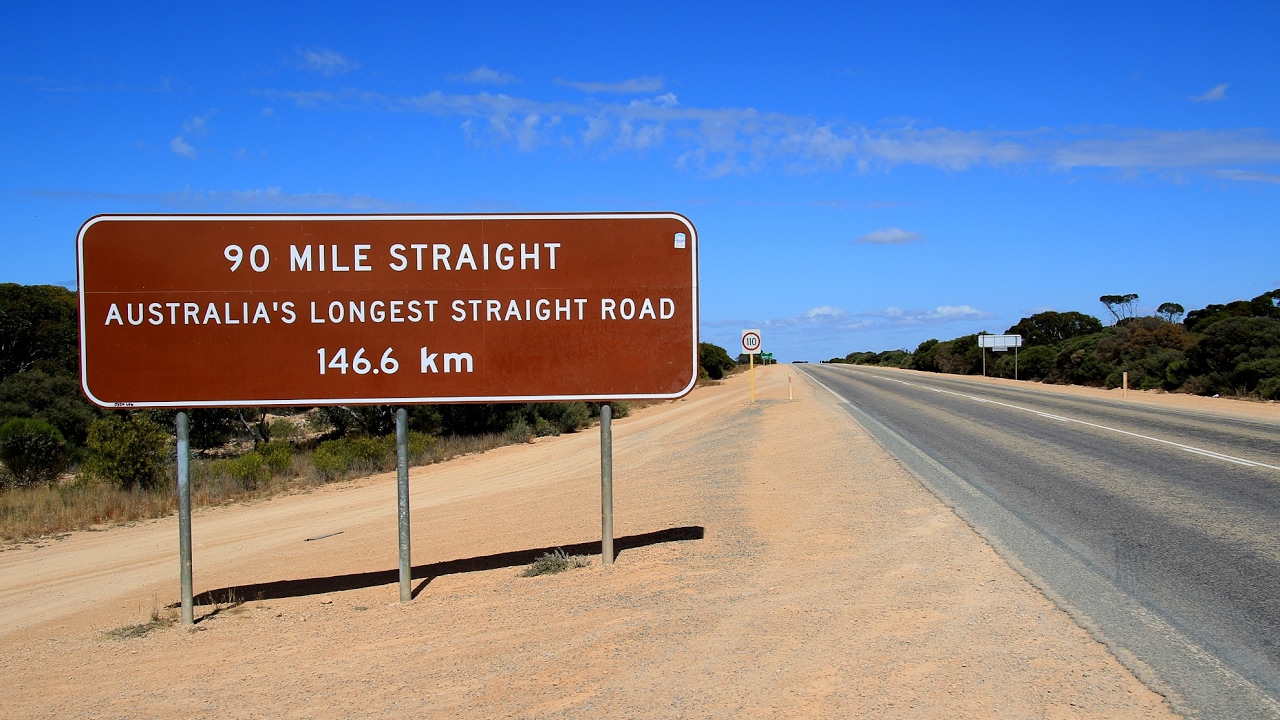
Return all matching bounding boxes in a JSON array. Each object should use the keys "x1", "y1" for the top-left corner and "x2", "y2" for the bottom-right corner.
[{"x1": 798, "y1": 363, "x2": 1280, "y2": 719}]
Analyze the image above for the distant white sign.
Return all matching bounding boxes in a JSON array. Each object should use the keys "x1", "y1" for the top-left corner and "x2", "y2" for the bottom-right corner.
[
  {"x1": 741, "y1": 329, "x2": 762, "y2": 355},
  {"x1": 978, "y1": 334, "x2": 1023, "y2": 352}
]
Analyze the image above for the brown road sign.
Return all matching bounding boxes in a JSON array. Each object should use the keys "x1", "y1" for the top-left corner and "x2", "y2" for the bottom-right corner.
[{"x1": 77, "y1": 214, "x2": 699, "y2": 408}]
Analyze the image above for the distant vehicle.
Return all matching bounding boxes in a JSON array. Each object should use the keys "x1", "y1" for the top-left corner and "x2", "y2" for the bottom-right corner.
[{"x1": 794, "y1": 360, "x2": 808, "y2": 363}]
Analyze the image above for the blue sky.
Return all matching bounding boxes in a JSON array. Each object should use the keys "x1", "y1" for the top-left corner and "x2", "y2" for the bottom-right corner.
[{"x1": 4, "y1": 1, "x2": 1279, "y2": 360}]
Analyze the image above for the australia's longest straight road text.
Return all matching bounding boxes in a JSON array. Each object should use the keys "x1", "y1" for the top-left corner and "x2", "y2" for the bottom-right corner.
[{"x1": 800, "y1": 363, "x2": 1280, "y2": 719}]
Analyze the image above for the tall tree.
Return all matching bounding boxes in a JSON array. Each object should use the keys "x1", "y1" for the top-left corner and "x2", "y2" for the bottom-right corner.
[
  {"x1": 1006, "y1": 311, "x2": 1103, "y2": 346},
  {"x1": 1099, "y1": 294, "x2": 1139, "y2": 324},
  {"x1": 0, "y1": 284, "x2": 79, "y2": 381},
  {"x1": 1156, "y1": 302, "x2": 1185, "y2": 323}
]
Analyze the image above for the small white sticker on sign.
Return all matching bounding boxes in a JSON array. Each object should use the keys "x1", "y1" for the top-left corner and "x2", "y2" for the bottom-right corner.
[{"x1": 674, "y1": 232, "x2": 686, "y2": 249}]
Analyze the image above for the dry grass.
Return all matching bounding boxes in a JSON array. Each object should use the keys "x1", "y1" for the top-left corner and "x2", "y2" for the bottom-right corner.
[
  {"x1": 102, "y1": 596, "x2": 178, "y2": 640},
  {"x1": 1, "y1": 432, "x2": 515, "y2": 543},
  {"x1": 521, "y1": 549, "x2": 592, "y2": 577}
]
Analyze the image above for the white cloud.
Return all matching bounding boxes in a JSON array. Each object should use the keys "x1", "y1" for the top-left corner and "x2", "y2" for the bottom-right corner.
[
  {"x1": 1190, "y1": 83, "x2": 1229, "y2": 102},
  {"x1": 448, "y1": 66, "x2": 517, "y2": 85},
  {"x1": 708, "y1": 302, "x2": 988, "y2": 332},
  {"x1": 928, "y1": 305, "x2": 986, "y2": 320},
  {"x1": 182, "y1": 114, "x2": 211, "y2": 136},
  {"x1": 558, "y1": 76, "x2": 664, "y2": 93},
  {"x1": 30, "y1": 187, "x2": 418, "y2": 211},
  {"x1": 169, "y1": 136, "x2": 196, "y2": 159},
  {"x1": 300, "y1": 49, "x2": 358, "y2": 77},
  {"x1": 805, "y1": 305, "x2": 847, "y2": 320},
  {"x1": 1208, "y1": 168, "x2": 1280, "y2": 184},
  {"x1": 256, "y1": 85, "x2": 1280, "y2": 181},
  {"x1": 855, "y1": 227, "x2": 924, "y2": 245}
]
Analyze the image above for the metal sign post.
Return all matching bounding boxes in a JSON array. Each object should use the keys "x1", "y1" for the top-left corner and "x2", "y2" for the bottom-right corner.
[
  {"x1": 77, "y1": 213, "x2": 699, "y2": 611},
  {"x1": 176, "y1": 412, "x2": 193, "y2": 625},
  {"x1": 600, "y1": 404, "x2": 614, "y2": 565},
  {"x1": 395, "y1": 408, "x2": 411, "y2": 601},
  {"x1": 977, "y1": 334, "x2": 1023, "y2": 379}
]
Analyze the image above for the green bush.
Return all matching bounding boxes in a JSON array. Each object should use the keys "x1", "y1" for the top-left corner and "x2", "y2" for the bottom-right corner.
[
  {"x1": 310, "y1": 445, "x2": 347, "y2": 480},
  {"x1": 506, "y1": 417, "x2": 534, "y2": 444},
  {"x1": 268, "y1": 417, "x2": 303, "y2": 442},
  {"x1": 533, "y1": 416, "x2": 558, "y2": 437},
  {"x1": 229, "y1": 452, "x2": 268, "y2": 489},
  {"x1": 85, "y1": 414, "x2": 171, "y2": 490},
  {"x1": 699, "y1": 342, "x2": 737, "y2": 380},
  {"x1": 309, "y1": 433, "x2": 432, "y2": 480},
  {"x1": 0, "y1": 370, "x2": 100, "y2": 447},
  {"x1": 0, "y1": 417, "x2": 68, "y2": 486},
  {"x1": 259, "y1": 440, "x2": 296, "y2": 475},
  {"x1": 557, "y1": 402, "x2": 592, "y2": 432},
  {"x1": 405, "y1": 432, "x2": 435, "y2": 463}
]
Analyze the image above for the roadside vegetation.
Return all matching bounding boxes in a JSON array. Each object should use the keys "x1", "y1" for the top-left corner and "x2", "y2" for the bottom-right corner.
[
  {"x1": 0, "y1": 282, "x2": 739, "y2": 542},
  {"x1": 521, "y1": 548, "x2": 592, "y2": 577},
  {"x1": 826, "y1": 289, "x2": 1280, "y2": 400}
]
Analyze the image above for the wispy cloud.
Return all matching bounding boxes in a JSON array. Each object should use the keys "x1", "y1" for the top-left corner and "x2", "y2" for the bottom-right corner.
[
  {"x1": 299, "y1": 49, "x2": 359, "y2": 77},
  {"x1": 1190, "y1": 83, "x2": 1229, "y2": 102},
  {"x1": 448, "y1": 65, "x2": 517, "y2": 85},
  {"x1": 855, "y1": 227, "x2": 924, "y2": 245},
  {"x1": 254, "y1": 85, "x2": 1280, "y2": 182},
  {"x1": 169, "y1": 136, "x2": 196, "y2": 159},
  {"x1": 557, "y1": 76, "x2": 664, "y2": 93},
  {"x1": 1208, "y1": 168, "x2": 1280, "y2": 184},
  {"x1": 708, "y1": 303, "x2": 990, "y2": 332},
  {"x1": 182, "y1": 113, "x2": 211, "y2": 136},
  {"x1": 30, "y1": 187, "x2": 418, "y2": 211},
  {"x1": 168, "y1": 113, "x2": 212, "y2": 159}
]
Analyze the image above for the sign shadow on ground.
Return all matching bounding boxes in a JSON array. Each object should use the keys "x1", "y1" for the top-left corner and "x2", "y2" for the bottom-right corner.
[{"x1": 183, "y1": 525, "x2": 705, "y2": 611}]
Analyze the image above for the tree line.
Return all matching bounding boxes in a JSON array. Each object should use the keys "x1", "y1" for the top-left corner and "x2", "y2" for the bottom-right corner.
[{"x1": 825, "y1": 289, "x2": 1280, "y2": 400}]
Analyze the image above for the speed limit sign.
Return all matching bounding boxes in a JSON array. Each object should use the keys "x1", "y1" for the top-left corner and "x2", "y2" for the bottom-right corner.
[{"x1": 741, "y1": 329, "x2": 762, "y2": 355}]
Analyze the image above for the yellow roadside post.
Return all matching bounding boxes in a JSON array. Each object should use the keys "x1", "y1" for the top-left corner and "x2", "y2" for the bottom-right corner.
[{"x1": 741, "y1": 329, "x2": 761, "y2": 403}]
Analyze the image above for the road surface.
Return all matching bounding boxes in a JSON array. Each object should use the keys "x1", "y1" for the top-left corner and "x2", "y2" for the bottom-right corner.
[{"x1": 799, "y1": 363, "x2": 1280, "y2": 719}]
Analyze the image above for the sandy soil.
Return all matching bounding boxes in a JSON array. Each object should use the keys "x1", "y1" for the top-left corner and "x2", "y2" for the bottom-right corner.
[{"x1": 0, "y1": 366, "x2": 1179, "y2": 718}]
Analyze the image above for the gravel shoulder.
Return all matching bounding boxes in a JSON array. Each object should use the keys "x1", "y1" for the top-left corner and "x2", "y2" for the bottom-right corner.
[{"x1": 0, "y1": 366, "x2": 1179, "y2": 718}]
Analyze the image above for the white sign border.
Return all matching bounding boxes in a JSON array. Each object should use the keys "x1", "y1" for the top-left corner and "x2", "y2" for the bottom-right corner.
[{"x1": 77, "y1": 212, "x2": 700, "y2": 408}]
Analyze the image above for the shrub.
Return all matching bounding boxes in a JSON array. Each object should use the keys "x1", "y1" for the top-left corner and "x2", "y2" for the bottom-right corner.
[
  {"x1": 268, "y1": 417, "x2": 304, "y2": 442},
  {"x1": 258, "y1": 440, "x2": 296, "y2": 475},
  {"x1": 0, "y1": 370, "x2": 100, "y2": 447},
  {"x1": 699, "y1": 342, "x2": 737, "y2": 380},
  {"x1": 506, "y1": 417, "x2": 534, "y2": 444},
  {"x1": 405, "y1": 432, "x2": 436, "y2": 463},
  {"x1": 0, "y1": 418, "x2": 68, "y2": 486},
  {"x1": 85, "y1": 414, "x2": 171, "y2": 490},
  {"x1": 309, "y1": 433, "x2": 427, "y2": 480},
  {"x1": 310, "y1": 445, "x2": 347, "y2": 480},
  {"x1": 228, "y1": 452, "x2": 268, "y2": 489},
  {"x1": 533, "y1": 416, "x2": 558, "y2": 437},
  {"x1": 521, "y1": 549, "x2": 591, "y2": 577},
  {"x1": 557, "y1": 402, "x2": 591, "y2": 432}
]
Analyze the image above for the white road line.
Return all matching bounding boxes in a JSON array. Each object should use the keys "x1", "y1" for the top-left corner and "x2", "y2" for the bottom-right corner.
[{"x1": 831, "y1": 367, "x2": 1280, "y2": 472}]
